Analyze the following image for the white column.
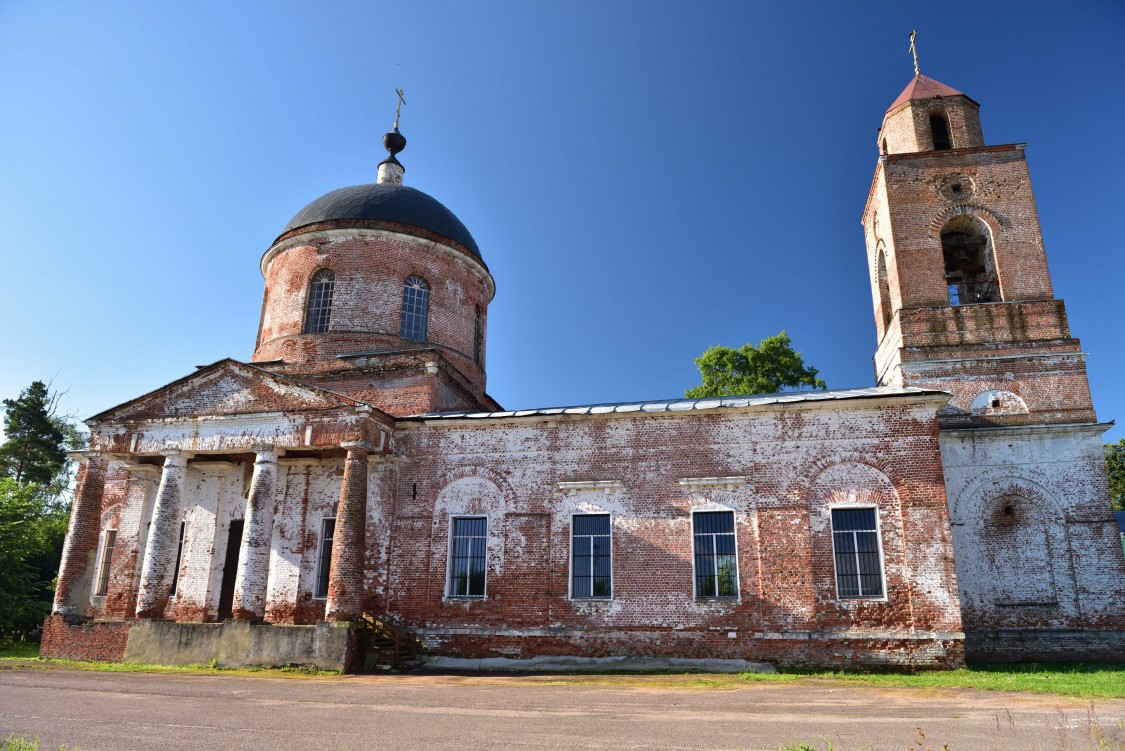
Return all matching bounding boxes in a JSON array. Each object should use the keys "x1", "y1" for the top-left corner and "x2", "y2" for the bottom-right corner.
[
  {"x1": 135, "y1": 451, "x2": 190, "y2": 618},
  {"x1": 232, "y1": 447, "x2": 278, "y2": 621}
]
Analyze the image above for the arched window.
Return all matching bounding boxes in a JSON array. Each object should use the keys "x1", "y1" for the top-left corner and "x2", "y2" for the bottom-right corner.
[
  {"x1": 473, "y1": 304, "x2": 484, "y2": 366},
  {"x1": 930, "y1": 114, "x2": 952, "y2": 150},
  {"x1": 876, "y1": 248, "x2": 892, "y2": 330},
  {"x1": 941, "y1": 215, "x2": 999, "y2": 305},
  {"x1": 303, "y1": 269, "x2": 335, "y2": 334},
  {"x1": 400, "y1": 275, "x2": 431, "y2": 341},
  {"x1": 881, "y1": 138, "x2": 888, "y2": 155}
]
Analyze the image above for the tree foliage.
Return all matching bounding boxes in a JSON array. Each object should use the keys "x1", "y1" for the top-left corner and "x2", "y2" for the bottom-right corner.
[
  {"x1": 0, "y1": 381, "x2": 68, "y2": 487},
  {"x1": 685, "y1": 331, "x2": 827, "y2": 398},
  {"x1": 1106, "y1": 439, "x2": 1125, "y2": 512},
  {"x1": 0, "y1": 381, "x2": 85, "y2": 632}
]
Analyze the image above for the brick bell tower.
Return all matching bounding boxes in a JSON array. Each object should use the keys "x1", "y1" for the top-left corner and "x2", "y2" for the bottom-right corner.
[{"x1": 861, "y1": 40, "x2": 1125, "y2": 661}]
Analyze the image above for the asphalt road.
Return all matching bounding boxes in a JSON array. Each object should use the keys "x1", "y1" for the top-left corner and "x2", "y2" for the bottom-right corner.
[{"x1": 1, "y1": 667, "x2": 1123, "y2": 751}]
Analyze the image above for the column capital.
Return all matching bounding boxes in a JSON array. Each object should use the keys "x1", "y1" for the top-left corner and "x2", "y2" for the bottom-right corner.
[
  {"x1": 340, "y1": 440, "x2": 375, "y2": 453},
  {"x1": 251, "y1": 445, "x2": 281, "y2": 463},
  {"x1": 65, "y1": 450, "x2": 108, "y2": 464},
  {"x1": 160, "y1": 450, "x2": 191, "y2": 468}
]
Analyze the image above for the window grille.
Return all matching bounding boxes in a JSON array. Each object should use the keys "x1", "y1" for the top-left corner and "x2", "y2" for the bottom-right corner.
[
  {"x1": 303, "y1": 269, "x2": 335, "y2": 334},
  {"x1": 95, "y1": 530, "x2": 117, "y2": 596},
  {"x1": 572, "y1": 514, "x2": 611, "y2": 598},
  {"x1": 831, "y1": 508, "x2": 885, "y2": 598},
  {"x1": 449, "y1": 517, "x2": 487, "y2": 598},
  {"x1": 693, "y1": 511, "x2": 738, "y2": 598},
  {"x1": 315, "y1": 517, "x2": 335, "y2": 599},
  {"x1": 400, "y1": 275, "x2": 431, "y2": 341},
  {"x1": 169, "y1": 522, "x2": 186, "y2": 595}
]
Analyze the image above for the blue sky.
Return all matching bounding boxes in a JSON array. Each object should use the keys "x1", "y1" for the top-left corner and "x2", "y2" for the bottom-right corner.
[{"x1": 1, "y1": 1, "x2": 1122, "y2": 441}]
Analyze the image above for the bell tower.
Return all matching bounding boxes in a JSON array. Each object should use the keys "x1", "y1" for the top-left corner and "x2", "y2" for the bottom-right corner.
[
  {"x1": 864, "y1": 72, "x2": 1092, "y2": 428},
  {"x1": 862, "y1": 44, "x2": 1125, "y2": 661}
]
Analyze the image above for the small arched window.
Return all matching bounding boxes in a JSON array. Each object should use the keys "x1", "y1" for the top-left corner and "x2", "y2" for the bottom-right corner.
[
  {"x1": 303, "y1": 269, "x2": 335, "y2": 334},
  {"x1": 930, "y1": 114, "x2": 952, "y2": 150},
  {"x1": 473, "y1": 304, "x2": 484, "y2": 366},
  {"x1": 400, "y1": 275, "x2": 431, "y2": 341},
  {"x1": 876, "y1": 248, "x2": 892, "y2": 331},
  {"x1": 881, "y1": 138, "x2": 888, "y2": 155}
]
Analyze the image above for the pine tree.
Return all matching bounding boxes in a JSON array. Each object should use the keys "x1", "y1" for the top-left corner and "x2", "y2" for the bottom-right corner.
[{"x1": 0, "y1": 381, "x2": 67, "y2": 486}]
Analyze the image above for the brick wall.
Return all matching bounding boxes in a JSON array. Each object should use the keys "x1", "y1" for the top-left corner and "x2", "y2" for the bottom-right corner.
[{"x1": 40, "y1": 615, "x2": 133, "y2": 662}]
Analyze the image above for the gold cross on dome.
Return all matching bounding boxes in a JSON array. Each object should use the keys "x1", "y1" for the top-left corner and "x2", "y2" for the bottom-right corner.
[
  {"x1": 909, "y1": 30, "x2": 920, "y2": 76},
  {"x1": 394, "y1": 88, "x2": 406, "y2": 130}
]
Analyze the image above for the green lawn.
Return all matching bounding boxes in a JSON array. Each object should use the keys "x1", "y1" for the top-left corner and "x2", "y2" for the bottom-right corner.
[
  {"x1": 739, "y1": 662, "x2": 1125, "y2": 700},
  {"x1": 3, "y1": 641, "x2": 1123, "y2": 699}
]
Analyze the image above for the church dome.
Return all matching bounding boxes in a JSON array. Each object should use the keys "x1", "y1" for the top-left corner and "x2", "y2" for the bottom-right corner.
[{"x1": 282, "y1": 183, "x2": 481, "y2": 258}]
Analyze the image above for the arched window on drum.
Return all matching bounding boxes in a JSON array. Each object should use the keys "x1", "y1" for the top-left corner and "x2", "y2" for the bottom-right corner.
[{"x1": 401, "y1": 275, "x2": 431, "y2": 341}]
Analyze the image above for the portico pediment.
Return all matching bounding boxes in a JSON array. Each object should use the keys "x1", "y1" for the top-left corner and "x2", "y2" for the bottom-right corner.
[{"x1": 88, "y1": 359, "x2": 369, "y2": 424}]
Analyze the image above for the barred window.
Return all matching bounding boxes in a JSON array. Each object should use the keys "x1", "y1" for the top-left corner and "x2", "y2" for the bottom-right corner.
[
  {"x1": 169, "y1": 522, "x2": 186, "y2": 595},
  {"x1": 314, "y1": 517, "x2": 335, "y2": 599},
  {"x1": 400, "y1": 275, "x2": 431, "y2": 341},
  {"x1": 693, "y1": 511, "x2": 738, "y2": 598},
  {"x1": 303, "y1": 269, "x2": 335, "y2": 334},
  {"x1": 95, "y1": 530, "x2": 117, "y2": 596},
  {"x1": 831, "y1": 508, "x2": 885, "y2": 598},
  {"x1": 572, "y1": 514, "x2": 611, "y2": 599},
  {"x1": 449, "y1": 517, "x2": 487, "y2": 598}
]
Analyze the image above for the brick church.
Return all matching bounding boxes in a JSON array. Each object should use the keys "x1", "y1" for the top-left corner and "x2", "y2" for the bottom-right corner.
[{"x1": 42, "y1": 68, "x2": 1125, "y2": 671}]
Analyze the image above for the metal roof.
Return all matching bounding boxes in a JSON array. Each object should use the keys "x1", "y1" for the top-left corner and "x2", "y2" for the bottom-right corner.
[
  {"x1": 887, "y1": 74, "x2": 976, "y2": 112},
  {"x1": 283, "y1": 183, "x2": 480, "y2": 257},
  {"x1": 406, "y1": 386, "x2": 946, "y2": 421}
]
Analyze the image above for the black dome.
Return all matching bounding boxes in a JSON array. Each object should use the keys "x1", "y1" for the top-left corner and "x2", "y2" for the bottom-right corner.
[{"x1": 282, "y1": 183, "x2": 480, "y2": 258}]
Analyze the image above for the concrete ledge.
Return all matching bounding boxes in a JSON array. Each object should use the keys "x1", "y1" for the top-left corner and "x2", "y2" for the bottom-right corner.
[
  {"x1": 420, "y1": 655, "x2": 776, "y2": 673},
  {"x1": 121, "y1": 620, "x2": 365, "y2": 672}
]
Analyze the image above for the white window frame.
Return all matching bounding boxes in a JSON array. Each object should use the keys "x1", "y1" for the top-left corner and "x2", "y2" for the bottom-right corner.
[
  {"x1": 313, "y1": 515, "x2": 336, "y2": 600},
  {"x1": 690, "y1": 508, "x2": 741, "y2": 601},
  {"x1": 568, "y1": 512, "x2": 613, "y2": 601},
  {"x1": 828, "y1": 504, "x2": 888, "y2": 602},
  {"x1": 446, "y1": 514, "x2": 488, "y2": 599},
  {"x1": 93, "y1": 528, "x2": 118, "y2": 597}
]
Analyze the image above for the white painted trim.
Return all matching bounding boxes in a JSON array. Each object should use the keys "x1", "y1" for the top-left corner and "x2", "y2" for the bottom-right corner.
[
  {"x1": 906, "y1": 351, "x2": 1088, "y2": 367},
  {"x1": 678, "y1": 476, "x2": 748, "y2": 490},
  {"x1": 939, "y1": 422, "x2": 1113, "y2": 439},
  {"x1": 445, "y1": 514, "x2": 489, "y2": 600},
  {"x1": 262, "y1": 228, "x2": 496, "y2": 302},
  {"x1": 567, "y1": 512, "x2": 613, "y2": 601},
  {"x1": 827, "y1": 504, "x2": 889, "y2": 603},
  {"x1": 557, "y1": 480, "x2": 623, "y2": 492},
  {"x1": 689, "y1": 507, "x2": 741, "y2": 602}
]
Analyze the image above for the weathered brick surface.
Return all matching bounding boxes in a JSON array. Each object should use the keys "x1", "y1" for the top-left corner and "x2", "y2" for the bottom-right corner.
[
  {"x1": 40, "y1": 615, "x2": 132, "y2": 662},
  {"x1": 252, "y1": 228, "x2": 493, "y2": 415},
  {"x1": 43, "y1": 75, "x2": 1124, "y2": 670}
]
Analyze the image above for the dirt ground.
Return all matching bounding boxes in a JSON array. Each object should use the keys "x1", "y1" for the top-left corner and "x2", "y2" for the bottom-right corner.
[{"x1": 2, "y1": 666, "x2": 1123, "y2": 751}]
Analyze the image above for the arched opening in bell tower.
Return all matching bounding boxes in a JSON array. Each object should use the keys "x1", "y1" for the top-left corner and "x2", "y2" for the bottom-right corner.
[
  {"x1": 876, "y1": 247, "x2": 892, "y2": 331},
  {"x1": 941, "y1": 215, "x2": 999, "y2": 305},
  {"x1": 929, "y1": 113, "x2": 952, "y2": 150}
]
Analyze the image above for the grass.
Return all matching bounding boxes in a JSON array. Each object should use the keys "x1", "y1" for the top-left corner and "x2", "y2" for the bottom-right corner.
[
  {"x1": 2, "y1": 735, "x2": 76, "y2": 751},
  {"x1": 3, "y1": 640, "x2": 1123, "y2": 698},
  {"x1": 0, "y1": 642, "x2": 339, "y2": 679},
  {"x1": 736, "y1": 662, "x2": 1125, "y2": 700}
]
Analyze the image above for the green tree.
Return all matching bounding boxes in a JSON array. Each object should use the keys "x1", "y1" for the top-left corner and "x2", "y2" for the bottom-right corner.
[
  {"x1": 685, "y1": 331, "x2": 827, "y2": 398},
  {"x1": 0, "y1": 381, "x2": 67, "y2": 487},
  {"x1": 1106, "y1": 438, "x2": 1125, "y2": 511},
  {"x1": 0, "y1": 479, "x2": 51, "y2": 628}
]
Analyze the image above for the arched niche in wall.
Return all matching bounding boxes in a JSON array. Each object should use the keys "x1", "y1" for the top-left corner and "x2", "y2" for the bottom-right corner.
[{"x1": 969, "y1": 389, "x2": 1029, "y2": 418}]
